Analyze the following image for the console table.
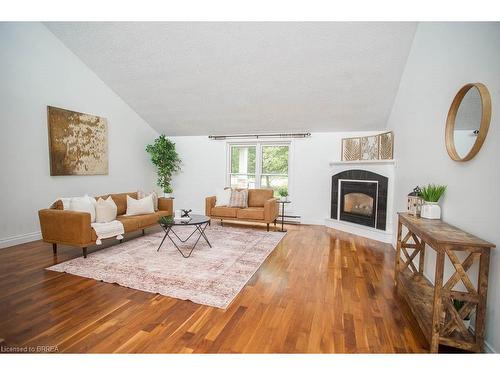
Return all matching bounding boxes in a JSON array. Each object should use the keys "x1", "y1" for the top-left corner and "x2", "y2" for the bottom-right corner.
[{"x1": 395, "y1": 213, "x2": 494, "y2": 353}]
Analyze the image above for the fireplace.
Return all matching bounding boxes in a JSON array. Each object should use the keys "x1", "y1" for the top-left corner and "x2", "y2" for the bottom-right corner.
[{"x1": 331, "y1": 170, "x2": 388, "y2": 230}]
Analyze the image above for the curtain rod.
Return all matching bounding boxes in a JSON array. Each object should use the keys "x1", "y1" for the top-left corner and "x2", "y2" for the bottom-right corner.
[{"x1": 208, "y1": 132, "x2": 311, "y2": 140}]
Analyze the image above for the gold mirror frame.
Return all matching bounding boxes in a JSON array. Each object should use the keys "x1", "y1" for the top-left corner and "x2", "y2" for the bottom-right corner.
[{"x1": 445, "y1": 82, "x2": 492, "y2": 162}]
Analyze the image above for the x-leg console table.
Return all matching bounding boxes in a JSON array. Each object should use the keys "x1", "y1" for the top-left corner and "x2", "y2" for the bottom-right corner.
[
  {"x1": 157, "y1": 214, "x2": 212, "y2": 258},
  {"x1": 395, "y1": 213, "x2": 494, "y2": 353}
]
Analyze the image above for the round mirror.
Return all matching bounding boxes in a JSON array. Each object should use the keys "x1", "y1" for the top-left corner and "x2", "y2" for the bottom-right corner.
[{"x1": 445, "y1": 83, "x2": 491, "y2": 161}]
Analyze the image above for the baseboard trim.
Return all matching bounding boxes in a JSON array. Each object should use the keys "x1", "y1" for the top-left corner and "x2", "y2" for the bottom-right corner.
[
  {"x1": 301, "y1": 218, "x2": 326, "y2": 226},
  {"x1": 484, "y1": 339, "x2": 496, "y2": 353},
  {"x1": 0, "y1": 231, "x2": 42, "y2": 249},
  {"x1": 469, "y1": 321, "x2": 496, "y2": 353}
]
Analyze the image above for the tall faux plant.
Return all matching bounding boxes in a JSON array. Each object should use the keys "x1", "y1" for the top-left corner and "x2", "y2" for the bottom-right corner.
[{"x1": 146, "y1": 135, "x2": 181, "y2": 194}]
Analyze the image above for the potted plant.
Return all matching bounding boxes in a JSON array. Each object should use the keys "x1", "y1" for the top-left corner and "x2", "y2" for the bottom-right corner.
[
  {"x1": 146, "y1": 135, "x2": 181, "y2": 198},
  {"x1": 277, "y1": 187, "x2": 289, "y2": 202},
  {"x1": 420, "y1": 184, "x2": 447, "y2": 219},
  {"x1": 453, "y1": 299, "x2": 472, "y2": 330}
]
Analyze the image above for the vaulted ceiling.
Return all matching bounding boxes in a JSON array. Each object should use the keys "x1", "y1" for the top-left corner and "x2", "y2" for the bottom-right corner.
[{"x1": 46, "y1": 22, "x2": 417, "y2": 136}]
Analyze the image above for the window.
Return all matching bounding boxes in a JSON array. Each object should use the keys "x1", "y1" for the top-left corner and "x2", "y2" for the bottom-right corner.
[
  {"x1": 228, "y1": 143, "x2": 290, "y2": 196},
  {"x1": 229, "y1": 145, "x2": 256, "y2": 189}
]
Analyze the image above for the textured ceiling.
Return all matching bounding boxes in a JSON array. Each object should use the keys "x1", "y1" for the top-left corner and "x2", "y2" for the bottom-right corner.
[{"x1": 45, "y1": 22, "x2": 417, "y2": 136}]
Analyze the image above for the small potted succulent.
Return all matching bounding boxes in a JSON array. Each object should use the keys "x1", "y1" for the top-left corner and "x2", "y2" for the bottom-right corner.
[
  {"x1": 420, "y1": 184, "x2": 447, "y2": 219},
  {"x1": 277, "y1": 187, "x2": 289, "y2": 202}
]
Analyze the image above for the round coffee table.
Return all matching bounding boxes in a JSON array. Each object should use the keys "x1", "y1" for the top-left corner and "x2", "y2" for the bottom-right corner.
[{"x1": 157, "y1": 214, "x2": 212, "y2": 258}]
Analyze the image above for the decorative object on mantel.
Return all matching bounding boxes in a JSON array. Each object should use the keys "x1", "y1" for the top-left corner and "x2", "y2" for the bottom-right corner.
[
  {"x1": 341, "y1": 137, "x2": 361, "y2": 161},
  {"x1": 146, "y1": 135, "x2": 181, "y2": 198},
  {"x1": 407, "y1": 186, "x2": 424, "y2": 216},
  {"x1": 341, "y1": 131, "x2": 393, "y2": 162},
  {"x1": 445, "y1": 83, "x2": 491, "y2": 162},
  {"x1": 378, "y1": 131, "x2": 394, "y2": 160},
  {"x1": 420, "y1": 184, "x2": 447, "y2": 219},
  {"x1": 395, "y1": 212, "x2": 495, "y2": 353},
  {"x1": 47, "y1": 106, "x2": 108, "y2": 176},
  {"x1": 360, "y1": 135, "x2": 379, "y2": 160},
  {"x1": 277, "y1": 187, "x2": 289, "y2": 202}
]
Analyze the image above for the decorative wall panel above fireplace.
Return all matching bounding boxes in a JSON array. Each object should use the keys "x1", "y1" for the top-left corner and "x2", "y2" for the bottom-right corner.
[{"x1": 331, "y1": 169, "x2": 388, "y2": 231}]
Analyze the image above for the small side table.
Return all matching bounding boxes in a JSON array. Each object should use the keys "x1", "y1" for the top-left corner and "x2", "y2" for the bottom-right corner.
[{"x1": 277, "y1": 200, "x2": 291, "y2": 232}]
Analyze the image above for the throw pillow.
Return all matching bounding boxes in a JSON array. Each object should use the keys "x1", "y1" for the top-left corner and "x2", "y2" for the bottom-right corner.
[
  {"x1": 228, "y1": 189, "x2": 248, "y2": 208},
  {"x1": 126, "y1": 194, "x2": 155, "y2": 216},
  {"x1": 215, "y1": 187, "x2": 232, "y2": 207},
  {"x1": 95, "y1": 196, "x2": 118, "y2": 223},
  {"x1": 137, "y1": 190, "x2": 159, "y2": 211},
  {"x1": 67, "y1": 195, "x2": 97, "y2": 222}
]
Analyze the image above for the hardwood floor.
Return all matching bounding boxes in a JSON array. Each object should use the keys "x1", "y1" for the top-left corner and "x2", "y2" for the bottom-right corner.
[{"x1": 0, "y1": 223, "x2": 429, "y2": 353}]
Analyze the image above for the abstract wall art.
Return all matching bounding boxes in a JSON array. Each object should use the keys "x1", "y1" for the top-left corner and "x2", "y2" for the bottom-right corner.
[
  {"x1": 341, "y1": 131, "x2": 394, "y2": 161},
  {"x1": 47, "y1": 106, "x2": 108, "y2": 176}
]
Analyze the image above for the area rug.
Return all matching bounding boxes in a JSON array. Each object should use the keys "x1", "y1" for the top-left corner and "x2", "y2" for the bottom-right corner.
[{"x1": 47, "y1": 225, "x2": 286, "y2": 309}]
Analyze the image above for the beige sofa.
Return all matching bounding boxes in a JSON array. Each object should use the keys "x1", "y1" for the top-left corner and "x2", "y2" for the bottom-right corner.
[
  {"x1": 38, "y1": 192, "x2": 173, "y2": 258},
  {"x1": 205, "y1": 188, "x2": 279, "y2": 231}
]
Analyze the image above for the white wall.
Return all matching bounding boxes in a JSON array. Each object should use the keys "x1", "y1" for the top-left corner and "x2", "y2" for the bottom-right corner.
[
  {"x1": 170, "y1": 131, "x2": 388, "y2": 226},
  {"x1": 386, "y1": 22, "x2": 500, "y2": 352},
  {"x1": 0, "y1": 22, "x2": 159, "y2": 247}
]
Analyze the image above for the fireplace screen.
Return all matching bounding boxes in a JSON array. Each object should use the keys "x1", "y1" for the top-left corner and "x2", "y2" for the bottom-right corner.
[
  {"x1": 343, "y1": 193, "x2": 374, "y2": 217},
  {"x1": 331, "y1": 170, "x2": 388, "y2": 230}
]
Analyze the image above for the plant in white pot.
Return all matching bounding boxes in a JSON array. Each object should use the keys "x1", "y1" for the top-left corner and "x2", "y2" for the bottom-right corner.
[
  {"x1": 146, "y1": 135, "x2": 181, "y2": 198},
  {"x1": 420, "y1": 184, "x2": 447, "y2": 219},
  {"x1": 277, "y1": 187, "x2": 289, "y2": 202}
]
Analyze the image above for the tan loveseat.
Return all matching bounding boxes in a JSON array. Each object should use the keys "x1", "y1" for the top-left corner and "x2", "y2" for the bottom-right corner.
[
  {"x1": 205, "y1": 189, "x2": 279, "y2": 231},
  {"x1": 38, "y1": 192, "x2": 173, "y2": 258}
]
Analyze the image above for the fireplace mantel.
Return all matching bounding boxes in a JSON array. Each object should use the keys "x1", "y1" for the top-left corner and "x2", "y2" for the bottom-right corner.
[{"x1": 329, "y1": 159, "x2": 396, "y2": 166}]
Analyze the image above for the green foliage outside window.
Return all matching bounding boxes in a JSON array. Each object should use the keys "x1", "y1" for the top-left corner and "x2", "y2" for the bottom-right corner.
[
  {"x1": 261, "y1": 146, "x2": 288, "y2": 193},
  {"x1": 262, "y1": 146, "x2": 288, "y2": 174}
]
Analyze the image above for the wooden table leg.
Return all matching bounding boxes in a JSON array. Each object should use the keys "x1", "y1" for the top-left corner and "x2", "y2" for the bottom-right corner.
[
  {"x1": 475, "y1": 249, "x2": 490, "y2": 352},
  {"x1": 430, "y1": 248, "x2": 445, "y2": 353},
  {"x1": 418, "y1": 240, "x2": 426, "y2": 276},
  {"x1": 394, "y1": 220, "x2": 403, "y2": 287}
]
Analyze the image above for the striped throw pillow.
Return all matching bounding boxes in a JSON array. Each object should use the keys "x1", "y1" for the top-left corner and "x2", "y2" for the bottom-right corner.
[{"x1": 228, "y1": 189, "x2": 248, "y2": 208}]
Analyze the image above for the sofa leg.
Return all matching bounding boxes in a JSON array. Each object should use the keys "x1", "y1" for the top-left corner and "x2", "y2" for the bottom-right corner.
[
  {"x1": 52, "y1": 243, "x2": 57, "y2": 254},
  {"x1": 119, "y1": 239, "x2": 123, "y2": 243},
  {"x1": 142, "y1": 229, "x2": 145, "y2": 236},
  {"x1": 267, "y1": 223, "x2": 270, "y2": 232},
  {"x1": 83, "y1": 247, "x2": 87, "y2": 258},
  {"x1": 221, "y1": 219, "x2": 223, "y2": 227}
]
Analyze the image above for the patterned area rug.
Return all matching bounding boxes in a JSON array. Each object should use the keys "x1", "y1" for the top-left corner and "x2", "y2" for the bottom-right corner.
[{"x1": 47, "y1": 225, "x2": 286, "y2": 309}]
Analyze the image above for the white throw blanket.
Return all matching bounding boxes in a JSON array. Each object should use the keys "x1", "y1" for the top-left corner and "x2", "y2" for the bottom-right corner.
[{"x1": 91, "y1": 220, "x2": 124, "y2": 245}]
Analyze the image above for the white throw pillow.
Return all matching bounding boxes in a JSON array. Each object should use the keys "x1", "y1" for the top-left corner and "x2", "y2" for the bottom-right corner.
[
  {"x1": 67, "y1": 195, "x2": 96, "y2": 222},
  {"x1": 215, "y1": 188, "x2": 232, "y2": 207},
  {"x1": 137, "y1": 190, "x2": 159, "y2": 211},
  {"x1": 126, "y1": 194, "x2": 155, "y2": 216},
  {"x1": 95, "y1": 196, "x2": 118, "y2": 223}
]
